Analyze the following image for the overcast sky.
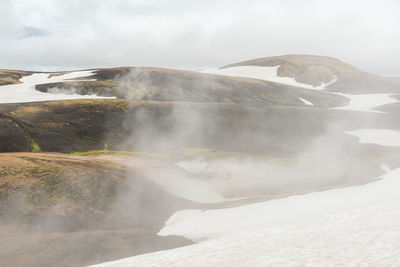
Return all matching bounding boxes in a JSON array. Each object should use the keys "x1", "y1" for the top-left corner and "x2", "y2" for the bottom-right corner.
[{"x1": 1, "y1": 0, "x2": 399, "y2": 74}]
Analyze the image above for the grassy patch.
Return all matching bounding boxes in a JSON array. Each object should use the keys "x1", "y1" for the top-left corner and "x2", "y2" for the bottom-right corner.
[
  {"x1": 70, "y1": 149, "x2": 167, "y2": 159},
  {"x1": 70, "y1": 149, "x2": 134, "y2": 156},
  {"x1": 0, "y1": 155, "x2": 126, "y2": 229},
  {"x1": 30, "y1": 141, "x2": 41, "y2": 152}
]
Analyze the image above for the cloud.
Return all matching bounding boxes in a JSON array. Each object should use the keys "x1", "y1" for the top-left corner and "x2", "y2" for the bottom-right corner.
[
  {"x1": 0, "y1": 0, "x2": 399, "y2": 74},
  {"x1": 20, "y1": 26, "x2": 48, "y2": 38}
]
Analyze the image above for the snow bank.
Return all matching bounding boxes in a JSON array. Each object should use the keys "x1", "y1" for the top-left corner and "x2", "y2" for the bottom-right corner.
[
  {"x1": 333, "y1": 93, "x2": 398, "y2": 113},
  {"x1": 299, "y1": 97, "x2": 313, "y2": 106},
  {"x1": 346, "y1": 129, "x2": 400, "y2": 147},
  {"x1": 0, "y1": 70, "x2": 115, "y2": 104}
]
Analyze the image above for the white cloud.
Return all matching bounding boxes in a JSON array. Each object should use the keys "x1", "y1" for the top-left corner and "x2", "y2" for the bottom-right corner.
[{"x1": 1, "y1": 0, "x2": 399, "y2": 74}]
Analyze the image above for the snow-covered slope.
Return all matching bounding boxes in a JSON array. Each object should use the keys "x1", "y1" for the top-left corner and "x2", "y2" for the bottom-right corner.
[
  {"x1": 93, "y1": 201, "x2": 400, "y2": 267},
  {"x1": 0, "y1": 70, "x2": 115, "y2": 103},
  {"x1": 95, "y1": 167, "x2": 400, "y2": 266}
]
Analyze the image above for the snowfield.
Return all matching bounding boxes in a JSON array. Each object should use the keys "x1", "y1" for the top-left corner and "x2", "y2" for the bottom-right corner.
[{"x1": 0, "y1": 70, "x2": 115, "y2": 104}]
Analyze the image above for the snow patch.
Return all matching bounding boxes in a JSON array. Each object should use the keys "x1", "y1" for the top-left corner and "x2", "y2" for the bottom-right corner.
[
  {"x1": 0, "y1": 70, "x2": 115, "y2": 104},
  {"x1": 202, "y1": 66, "x2": 337, "y2": 90},
  {"x1": 333, "y1": 93, "x2": 398, "y2": 113},
  {"x1": 346, "y1": 129, "x2": 400, "y2": 147},
  {"x1": 299, "y1": 97, "x2": 313, "y2": 106}
]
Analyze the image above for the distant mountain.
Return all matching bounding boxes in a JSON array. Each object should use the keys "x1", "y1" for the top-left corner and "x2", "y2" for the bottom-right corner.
[{"x1": 220, "y1": 54, "x2": 400, "y2": 93}]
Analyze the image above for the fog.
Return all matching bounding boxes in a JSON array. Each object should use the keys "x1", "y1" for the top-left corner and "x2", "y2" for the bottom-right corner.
[{"x1": 112, "y1": 69, "x2": 385, "y2": 205}]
